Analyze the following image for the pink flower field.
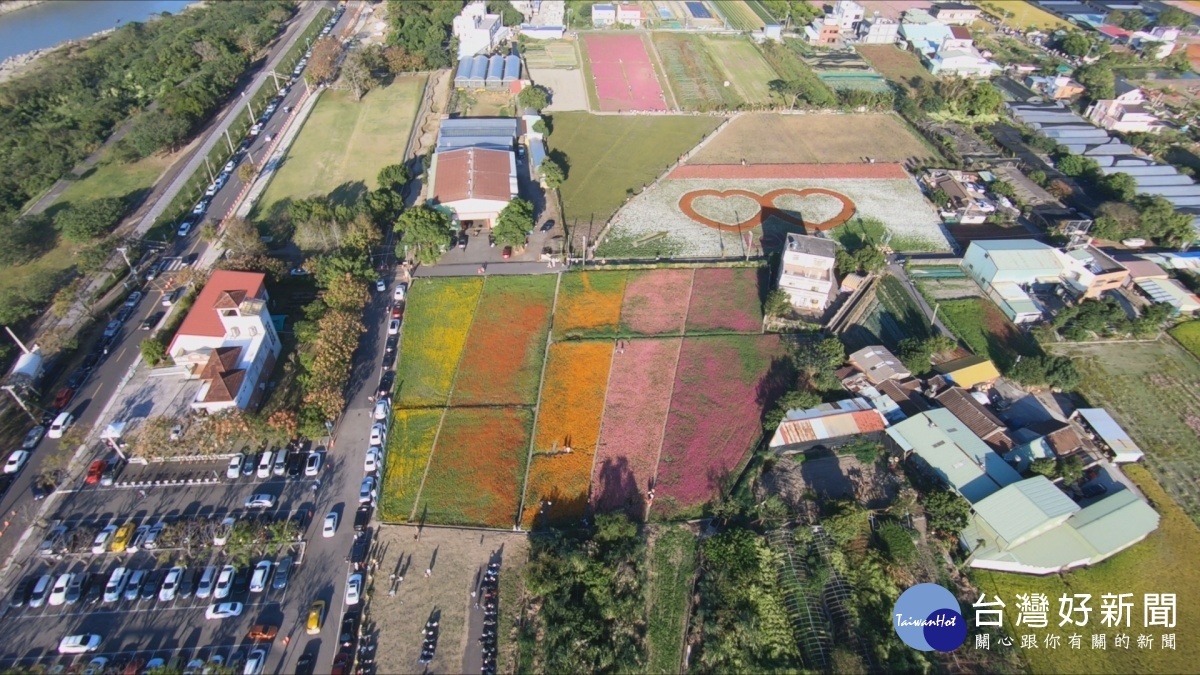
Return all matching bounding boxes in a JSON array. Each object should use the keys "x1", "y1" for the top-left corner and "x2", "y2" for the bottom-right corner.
[
  {"x1": 591, "y1": 338, "x2": 682, "y2": 518},
  {"x1": 619, "y1": 269, "x2": 694, "y2": 336},
  {"x1": 654, "y1": 335, "x2": 787, "y2": 517},
  {"x1": 685, "y1": 267, "x2": 764, "y2": 334}
]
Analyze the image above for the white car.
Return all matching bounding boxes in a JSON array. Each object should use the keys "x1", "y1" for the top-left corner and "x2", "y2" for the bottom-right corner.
[
  {"x1": 393, "y1": 283, "x2": 407, "y2": 301},
  {"x1": 48, "y1": 573, "x2": 72, "y2": 606},
  {"x1": 177, "y1": 220, "x2": 194, "y2": 237},
  {"x1": 47, "y1": 412, "x2": 74, "y2": 439},
  {"x1": 369, "y1": 423, "x2": 386, "y2": 447},
  {"x1": 214, "y1": 566, "x2": 235, "y2": 600},
  {"x1": 123, "y1": 570, "x2": 145, "y2": 601},
  {"x1": 128, "y1": 524, "x2": 150, "y2": 552},
  {"x1": 103, "y1": 567, "x2": 127, "y2": 603},
  {"x1": 364, "y1": 446, "x2": 381, "y2": 473},
  {"x1": 205, "y1": 601, "x2": 243, "y2": 620},
  {"x1": 3, "y1": 450, "x2": 29, "y2": 474},
  {"x1": 375, "y1": 279, "x2": 386, "y2": 292},
  {"x1": 142, "y1": 521, "x2": 165, "y2": 550},
  {"x1": 305, "y1": 452, "x2": 322, "y2": 476},
  {"x1": 244, "y1": 649, "x2": 266, "y2": 675},
  {"x1": 359, "y1": 477, "x2": 377, "y2": 504},
  {"x1": 249, "y1": 122, "x2": 263, "y2": 136},
  {"x1": 372, "y1": 398, "x2": 390, "y2": 421},
  {"x1": 387, "y1": 318, "x2": 400, "y2": 335},
  {"x1": 57, "y1": 634, "x2": 102, "y2": 654},
  {"x1": 249, "y1": 560, "x2": 272, "y2": 593},
  {"x1": 205, "y1": 182, "x2": 218, "y2": 197},
  {"x1": 344, "y1": 573, "x2": 362, "y2": 605},
  {"x1": 256, "y1": 450, "x2": 273, "y2": 479},
  {"x1": 224, "y1": 159, "x2": 237, "y2": 173},
  {"x1": 227, "y1": 454, "x2": 243, "y2": 479},
  {"x1": 92, "y1": 525, "x2": 118, "y2": 555},
  {"x1": 322, "y1": 511, "x2": 338, "y2": 538},
  {"x1": 244, "y1": 494, "x2": 275, "y2": 509},
  {"x1": 213, "y1": 516, "x2": 236, "y2": 546},
  {"x1": 195, "y1": 566, "x2": 216, "y2": 599},
  {"x1": 159, "y1": 566, "x2": 184, "y2": 602}
]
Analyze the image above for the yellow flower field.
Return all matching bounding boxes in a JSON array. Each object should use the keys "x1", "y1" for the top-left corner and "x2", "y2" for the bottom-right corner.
[
  {"x1": 379, "y1": 409, "x2": 443, "y2": 522},
  {"x1": 552, "y1": 271, "x2": 627, "y2": 340},
  {"x1": 394, "y1": 277, "x2": 484, "y2": 407}
]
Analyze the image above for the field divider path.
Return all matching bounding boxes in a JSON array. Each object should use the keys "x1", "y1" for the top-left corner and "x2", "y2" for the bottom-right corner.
[
  {"x1": 516, "y1": 272, "x2": 563, "y2": 528},
  {"x1": 643, "y1": 31, "x2": 679, "y2": 111},
  {"x1": 644, "y1": 270, "x2": 693, "y2": 519},
  {"x1": 406, "y1": 278, "x2": 489, "y2": 521},
  {"x1": 575, "y1": 37, "x2": 599, "y2": 112},
  {"x1": 584, "y1": 322, "x2": 626, "y2": 514}
]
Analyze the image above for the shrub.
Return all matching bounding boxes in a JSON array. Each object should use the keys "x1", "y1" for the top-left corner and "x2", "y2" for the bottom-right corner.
[{"x1": 876, "y1": 521, "x2": 917, "y2": 564}]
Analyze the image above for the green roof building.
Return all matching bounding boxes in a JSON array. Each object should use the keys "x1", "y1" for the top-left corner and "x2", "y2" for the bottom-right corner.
[{"x1": 886, "y1": 409, "x2": 1021, "y2": 503}]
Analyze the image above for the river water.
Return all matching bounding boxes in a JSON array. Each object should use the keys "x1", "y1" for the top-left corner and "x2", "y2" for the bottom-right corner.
[{"x1": 0, "y1": 0, "x2": 195, "y2": 63}]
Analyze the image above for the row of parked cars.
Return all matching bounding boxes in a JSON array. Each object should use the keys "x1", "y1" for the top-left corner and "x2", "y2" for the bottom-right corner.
[
  {"x1": 68, "y1": 649, "x2": 277, "y2": 675},
  {"x1": 226, "y1": 444, "x2": 321, "y2": 480}
]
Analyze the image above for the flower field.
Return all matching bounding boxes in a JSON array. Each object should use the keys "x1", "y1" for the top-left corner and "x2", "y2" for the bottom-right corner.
[
  {"x1": 685, "y1": 267, "x2": 764, "y2": 334},
  {"x1": 591, "y1": 338, "x2": 682, "y2": 518},
  {"x1": 654, "y1": 335, "x2": 788, "y2": 518},
  {"x1": 416, "y1": 407, "x2": 533, "y2": 528},
  {"x1": 553, "y1": 271, "x2": 627, "y2": 340},
  {"x1": 521, "y1": 341, "x2": 614, "y2": 527},
  {"x1": 379, "y1": 410, "x2": 443, "y2": 522},
  {"x1": 394, "y1": 277, "x2": 484, "y2": 407},
  {"x1": 450, "y1": 276, "x2": 556, "y2": 406},
  {"x1": 620, "y1": 269, "x2": 694, "y2": 336}
]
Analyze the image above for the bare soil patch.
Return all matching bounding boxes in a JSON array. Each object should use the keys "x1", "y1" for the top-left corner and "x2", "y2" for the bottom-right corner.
[
  {"x1": 687, "y1": 113, "x2": 937, "y2": 165},
  {"x1": 529, "y1": 67, "x2": 590, "y2": 111}
]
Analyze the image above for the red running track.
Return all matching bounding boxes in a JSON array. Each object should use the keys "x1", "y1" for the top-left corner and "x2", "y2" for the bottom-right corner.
[{"x1": 584, "y1": 34, "x2": 668, "y2": 112}]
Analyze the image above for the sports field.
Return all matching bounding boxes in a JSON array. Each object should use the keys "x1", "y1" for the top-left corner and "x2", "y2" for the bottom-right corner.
[
  {"x1": 857, "y1": 45, "x2": 934, "y2": 91},
  {"x1": 687, "y1": 113, "x2": 937, "y2": 164},
  {"x1": 547, "y1": 112, "x2": 721, "y2": 227},
  {"x1": 254, "y1": 76, "x2": 425, "y2": 220},
  {"x1": 651, "y1": 33, "x2": 742, "y2": 111},
  {"x1": 582, "y1": 33, "x2": 668, "y2": 112},
  {"x1": 703, "y1": 37, "x2": 778, "y2": 104}
]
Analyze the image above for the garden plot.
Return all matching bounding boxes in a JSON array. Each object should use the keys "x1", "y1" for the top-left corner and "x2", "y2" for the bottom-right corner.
[
  {"x1": 599, "y1": 175, "x2": 951, "y2": 259},
  {"x1": 394, "y1": 277, "x2": 484, "y2": 407},
  {"x1": 804, "y1": 49, "x2": 890, "y2": 92},
  {"x1": 651, "y1": 33, "x2": 742, "y2": 111},
  {"x1": 700, "y1": 37, "x2": 778, "y2": 105},
  {"x1": 686, "y1": 113, "x2": 937, "y2": 165},
  {"x1": 857, "y1": 45, "x2": 934, "y2": 90}
]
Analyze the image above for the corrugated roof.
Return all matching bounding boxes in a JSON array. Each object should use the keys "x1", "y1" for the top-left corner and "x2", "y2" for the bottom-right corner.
[
  {"x1": 933, "y1": 355, "x2": 1001, "y2": 389},
  {"x1": 431, "y1": 147, "x2": 514, "y2": 204},
  {"x1": 969, "y1": 239, "x2": 1064, "y2": 273},
  {"x1": 849, "y1": 346, "x2": 911, "y2": 385},
  {"x1": 970, "y1": 476, "x2": 1079, "y2": 547},
  {"x1": 170, "y1": 271, "x2": 266, "y2": 345},
  {"x1": 1076, "y1": 408, "x2": 1143, "y2": 459},
  {"x1": 773, "y1": 408, "x2": 887, "y2": 446},
  {"x1": 888, "y1": 409, "x2": 1021, "y2": 503},
  {"x1": 1069, "y1": 489, "x2": 1159, "y2": 554},
  {"x1": 933, "y1": 387, "x2": 1007, "y2": 440}
]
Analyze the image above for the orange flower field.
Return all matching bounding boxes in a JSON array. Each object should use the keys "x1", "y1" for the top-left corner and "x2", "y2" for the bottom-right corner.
[
  {"x1": 417, "y1": 407, "x2": 533, "y2": 528},
  {"x1": 521, "y1": 341, "x2": 614, "y2": 527},
  {"x1": 552, "y1": 271, "x2": 627, "y2": 340},
  {"x1": 451, "y1": 275, "x2": 556, "y2": 406}
]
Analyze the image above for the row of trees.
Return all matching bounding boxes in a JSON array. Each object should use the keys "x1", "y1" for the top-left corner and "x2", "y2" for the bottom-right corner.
[
  {"x1": 762, "y1": 337, "x2": 846, "y2": 430},
  {"x1": 0, "y1": 0, "x2": 294, "y2": 218}
]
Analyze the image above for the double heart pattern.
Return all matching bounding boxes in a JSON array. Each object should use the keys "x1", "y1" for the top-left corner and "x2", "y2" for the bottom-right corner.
[{"x1": 678, "y1": 188, "x2": 856, "y2": 233}]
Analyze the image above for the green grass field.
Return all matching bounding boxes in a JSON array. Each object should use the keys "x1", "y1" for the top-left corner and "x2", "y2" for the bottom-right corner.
[
  {"x1": 546, "y1": 112, "x2": 721, "y2": 226},
  {"x1": 974, "y1": 464, "x2": 1200, "y2": 673},
  {"x1": 977, "y1": 0, "x2": 1075, "y2": 30},
  {"x1": 645, "y1": 525, "x2": 697, "y2": 675},
  {"x1": 59, "y1": 151, "x2": 175, "y2": 207},
  {"x1": 937, "y1": 297, "x2": 1040, "y2": 370},
  {"x1": 1051, "y1": 339, "x2": 1200, "y2": 529},
  {"x1": 254, "y1": 76, "x2": 425, "y2": 221},
  {"x1": 651, "y1": 33, "x2": 743, "y2": 111},
  {"x1": 710, "y1": 0, "x2": 765, "y2": 31},
  {"x1": 1169, "y1": 320, "x2": 1200, "y2": 359},
  {"x1": 702, "y1": 37, "x2": 778, "y2": 105}
]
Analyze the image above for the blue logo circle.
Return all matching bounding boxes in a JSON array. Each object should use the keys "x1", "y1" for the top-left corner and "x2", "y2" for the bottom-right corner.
[{"x1": 892, "y1": 583, "x2": 966, "y2": 652}]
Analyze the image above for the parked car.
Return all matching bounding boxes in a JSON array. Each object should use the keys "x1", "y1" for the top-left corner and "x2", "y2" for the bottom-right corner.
[
  {"x1": 195, "y1": 566, "x2": 217, "y2": 600},
  {"x1": 354, "y1": 505, "x2": 372, "y2": 532},
  {"x1": 323, "y1": 511, "x2": 338, "y2": 538},
  {"x1": 244, "y1": 494, "x2": 275, "y2": 509},
  {"x1": 21, "y1": 426, "x2": 45, "y2": 451},
  {"x1": 305, "y1": 452, "x2": 322, "y2": 476},
  {"x1": 244, "y1": 650, "x2": 266, "y2": 675},
  {"x1": 4, "y1": 450, "x2": 29, "y2": 474},
  {"x1": 249, "y1": 560, "x2": 272, "y2": 593},
  {"x1": 28, "y1": 574, "x2": 52, "y2": 608},
  {"x1": 53, "y1": 387, "x2": 75, "y2": 410},
  {"x1": 393, "y1": 283, "x2": 407, "y2": 301},
  {"x1": 57, "y1": 634, "x2": 102, "y2": 655},
  {"x1": 384, "y1": 335, "x2": 398, "y2": 354},
  {"x1": 65, "y1": 572, "x2": 85, "y2": 605},
  {"x1": 48, "y1": 412, "x2": 74, "y2": 439},
  {"x1": 48, "y1": 573, "x2": 72, "y2": 606},
  {"x1": 128, "y1": 524, "x2": 150, "y2": 552},
  {"x1": 91, "y1": 525, "x2": 118, "y2": 554},
  {"x1": 374, "y1": 279, "x2": 386, "y2": 292},
  {"x1": 372, "y1": 399, "x2": 390, "y2": 421},
  {"x1": 122, "y1": 570, "x2": 145, "y2": 601},
  {"x1": 369, "y1": 423, "x2": 386, "y2": 447},
  {"x1": 256, "y1": 450, "x2": 274, "y2": 479},
  {"x1": 191, "y1": 199, "x2": 209, "y2": 216},
  {"x1": 214, "y1": 566, "x2": 235, "y2": 600},
  {"x1": 103, "y1": 567, "x2": 127, "y2": 603},
  {"x1": 344, "y1": 573, "x2": 362, "y2": 605},
  {"x1": 272, "y1": 450, "x2": 287, "y2": 476},
  {"x1": 387, "y1": 318, "x2": 400, "y2": 335},
  {"x1": 364, "y1": 447, "x2": 381, "y2": 473},
  {"x1": 109, "y1": 522, "x2": 135, "y2": 553},
  {"x1": 205, "y1": 601, "x2": 243, "y2": 620},
  {"x1": 9, "y1": 575, "x2": 34, "y2": 608},
  {"x1": 540, "y1": 219, "x2": 555, "y2": 233},
  {"x1": 227, "y1": 454, "x2": 244, "y2": 479},
  {"x1": 142, "y1": 521, "x2": 165, "y2": 550},
  {"x1": 159, "y1": 566, "x2": 184, "y2": 602},
  {"x1": 272, "y1": 557, "x2": 293, "y2": 591},
  {"x1": 140, "y1": 311, "x2": 165, "y2": 331},
  {"x1": 358, "y1": 477, "x2": 377, "y2": 504}
]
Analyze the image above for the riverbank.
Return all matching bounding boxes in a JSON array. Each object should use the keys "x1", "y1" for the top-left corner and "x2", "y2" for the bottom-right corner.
[
  {"x1": 0, "y1": 0, "x2": 45, "y2": 17},
  {"x1": 0, "y1": 25, "x2": 112, "y2": 84}
]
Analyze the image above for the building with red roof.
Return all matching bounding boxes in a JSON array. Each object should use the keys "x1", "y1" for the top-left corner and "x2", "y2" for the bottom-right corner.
[
  {"x1": 768, "y1": 397, "x2": 889, "y2": 453},
  {"x1": 167, "y1": 270, "x2": 281, "y2": 413}
]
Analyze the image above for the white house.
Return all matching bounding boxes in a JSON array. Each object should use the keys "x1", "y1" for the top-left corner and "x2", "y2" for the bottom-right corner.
[
  {"x1": 830, "y1": 0, "x2": 864, "y2": 34},
  {"x1": 777, "y1": 234, "x2": 839, "y2": 312},
  {"x1": 167, "y1": 271, "x2": 282, "y2": 413},
  {"x1": 453, "y1": 1, "x2": 509, "y2": 59},
  {"x1": 929, "y1": 2, "x2": 982, "y2": 25},
  {"x1": 592, "y1": 2, "x2": 643, "y2": 27},
  {"x1": 1086, "y1": 81, "x2": 1165, "y2": 134},
  {"x1": 1131, "y1": 26, "x2": 1180, "y2": 59},
  {"x1": 857, "y1": 16, "x2": 899, "y2": 44},
  {"x1": 927, "y1": 27, "x2": 999, "y2": 78}
]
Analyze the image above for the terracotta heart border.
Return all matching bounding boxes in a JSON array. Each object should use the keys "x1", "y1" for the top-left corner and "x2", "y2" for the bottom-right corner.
[{"x1": 678, "y1": 188, "x2": 856, "y2": 233}]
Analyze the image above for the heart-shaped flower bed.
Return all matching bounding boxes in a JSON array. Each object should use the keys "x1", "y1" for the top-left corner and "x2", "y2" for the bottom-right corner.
[{"x1": 678, "y1": 188, "x2": 855, "y2": 232}]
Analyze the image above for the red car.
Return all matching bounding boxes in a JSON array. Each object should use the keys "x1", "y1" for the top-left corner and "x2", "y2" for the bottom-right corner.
[
  {"x1": 390, "y1": 306, "x2": 403, "y2": 320},
  {"x1": 85, "y1": 460, "x2": 107, "y2": 485},
  {"x1": 502, "y1": 246, "x2": 512, "y2": 259},
  {"x1": 53, "y1": 387, "x2": 75, "y2": 411}
]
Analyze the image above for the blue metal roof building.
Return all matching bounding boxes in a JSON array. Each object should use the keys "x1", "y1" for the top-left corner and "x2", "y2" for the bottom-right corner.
[
  {"x1": 468, "y1": 55, "x2": 488, "y2": 89},
  {"x1": 454, "y1": 59, "x2": 473, "y2": 89},
  {"x1": 485, "y1": 54, "x2": 505, "y2": 90},
  {"x1": 503, "y1": 55, "x2": 520, "y2": 84},
  {"x1": 436, "y1": 118, "x2": 520, "y2": 153}
]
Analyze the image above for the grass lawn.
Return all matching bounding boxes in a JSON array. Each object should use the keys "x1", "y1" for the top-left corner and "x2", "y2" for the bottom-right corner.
[
  {"x1": 59, "y1": 150, "x2": 175, "y2": 208},
  {"x1": 254, "y1": 75, "x2": 425, "y2": 222},
  {"x1": 701, "y1": 37, "x2": 778, "y2": 105},
  {"x1": 1169, "y1": 320, "x2": 1200, "y2": 359},
  {"x1": 651, "y1": 33, "x2": 743, "y2": 111},
  {"x1": 547, "y1": 112, "x2": 721, "y2": 226},
  {"x1": 973, "y1": 464, "x2": 1200, "y2": 673},
  {"x1": 857, "y1": 45, "x2": 933, "y2": 91},
  {"x1": 977, "y1": 0, "x2": 1076, "y2": 30},
  {"x1": 1051, "y1": 339, "x2": 1200, "y2": 528},
  {"x1": 937, "y1": 297, "x2": 1040, "y2": 370},
  {"x1": 645, "y1": 525, "x2": 696, "y2": 675}
]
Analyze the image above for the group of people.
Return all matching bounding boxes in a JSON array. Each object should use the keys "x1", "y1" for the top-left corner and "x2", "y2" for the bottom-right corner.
[
  {"x1": 418, "y1": 618, "x2": 440, "y2": 665},
  {"x1": 478, "y1": 561, "x2": 501, "y2": 675}
]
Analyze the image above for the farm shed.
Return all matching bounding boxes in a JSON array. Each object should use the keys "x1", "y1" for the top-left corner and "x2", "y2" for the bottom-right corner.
[
  {"x1": 768, "y1": 397, "x2": 889, "y2": 453},
  {"x1": 486, "y1": 54, "x2": 506, "y2": 89},
  {"x1": 503, "y1": 54, "x2": 521, "y2": 84},
  {"x1": 1074, "y1": 408, "x2": 1144, "y2": 463},
  {"x1": 468, "y1": 55, "x2": 489, "y2": 89},
  {"x1": 454, "y1": 59, "x2": 473, "y2": 89}
]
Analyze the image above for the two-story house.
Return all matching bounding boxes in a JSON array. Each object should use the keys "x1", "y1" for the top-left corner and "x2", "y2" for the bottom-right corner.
[
  {"x1": 777, "y1": 234, "x2": 839, "y2": 312},
  {"x1": 452, "y1": 1, "x2": 509, "y2": 59},
  {"x1": 168, "y1": 271, "x2": 282, "y2": 413},
  {"x1": 1086, "y1": 80, "x2": 1164, "y2": 134},
  {"x1": 927, "y1": 27, "x2": 999, "y2": 78}
]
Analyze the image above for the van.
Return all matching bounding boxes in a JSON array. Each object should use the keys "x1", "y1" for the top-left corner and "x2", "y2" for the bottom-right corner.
[
  {"x1": 272, "y1": 450, "x2": 287, "y2": 477},
  {"x1": 28, "y1": 574, "x2": 52, "y2": 608},
  {"x1": 57, "y1": 634, "x2": 102, "y2": 654},
  {"x1": 103, "y1": 568, "x2": 128, "y2": 603},
  {"x1": 195, "y1": 566, "x2": 216, "y2": 599},
  {"x1": 257, "y1": 450, "x2": 274, "y2": 479}
]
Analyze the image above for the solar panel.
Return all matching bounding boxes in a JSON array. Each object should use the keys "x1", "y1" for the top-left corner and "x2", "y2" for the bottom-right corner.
[{"x1": 685, "y1": 1, "x2": 712, "y2": 19}]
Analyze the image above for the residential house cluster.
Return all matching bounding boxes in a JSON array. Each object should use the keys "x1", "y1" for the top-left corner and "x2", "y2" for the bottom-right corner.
[
  {"x1": 921, "y1": 169, "x2": 1018, "y2": 224},
  {"x1": 591, "y1": 2, "x2": 643, "y2": 27},
  {"x1": 510, "y1": 0, "x2": 565, "y2": 40},
  {"x1": 896, "y1": 7, "x2": 999, "y2": 77},
  {"x1": 1027, "y1": 1, "x2": 1182, "y2": 57},
  {"x1": 962, "y1": 239, "x2": 1200, "y2": 323},
  {"x1": 766, "y1": 341, "x2": 1160, "y2": 575}
]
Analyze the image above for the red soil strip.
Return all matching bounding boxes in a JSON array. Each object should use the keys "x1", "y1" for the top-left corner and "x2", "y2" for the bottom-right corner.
[
  {"x1": 669, "y1": 163, "x2": 909, "y2": 180},
  {"x1": 584, "y1": 33, "x2": 668, "y2": 112},
  {"x1": 679, "y1": 187, "x2": 855, "y2": 232}
]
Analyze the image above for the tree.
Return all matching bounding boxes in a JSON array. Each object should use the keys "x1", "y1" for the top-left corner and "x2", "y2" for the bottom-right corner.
[
  {"x1": 1074, "y1": 62, "x2": 1115, "y2": 99},
  {"x1": 221, "y1": 216, "x2": 267, "y2": 257},
  {"x1": 763, "y1": 289, "x2": 792, "y2": 318},
  {"x1": 54, "y1": 197, "x2": 128, "y2": 243},
  {"x1": 989, "y1": 180, "x2": 1016, "y2": 199},
  {"x1": 1116, "y1": 9, "x2": 1149, "y2": 31},
  {"x1": 1056, "y1": 154, "x2": 1099, "y2": 179},
  {"x1": 122, "y1": 110, "x2": 192, "y2": 159},
  {"x1": 1099, "y1": 172, "x2": 1136, "y2": 201},
  {"x1": 394, "y1": 205, "x2": 452, "y2": 264},
  {"x1": 0, "y1": 213, "x2": 56, "y2": 267},
  {"x1": 1058, "y1": 455, "x2": 1084, "y2": 484},
  {"x1": 898, "y1": 334, "x2": 956, "y2": 373},
  {"x1": 237, "y1": 161, "x2": 257, "y2": 184},
  {"x1": 1028, "y1": 169, "x2": 1048, "y2": 186},
  {"x1": 768, "y1": 78, "x2": 805, "y2": 109},
  {"x1": 929, "y1": 188, "x2": 950, "y2": 208},
  {"x1": 517, "y1": 84, "x2": 550, "y2": 112},
  {"x1": 140, "y1": 337, "x2": 167, "y2": 366},
  {"x1": 1157, "y1": 6, "x2": 1193, "y2": 27},
  {"x1": 1135, "y1": 194, "x2": 1195, "y2": 246},
  {"x1": 376, "y1": 164, "x2": 410, "y2": 191},
  {"x1": 385, "y1": 0, "x2": 458, "y2": 70},
  {"x1": 306, "y1": 37, "x2": 341, "y2": 84},
  {"x1": 493, "y1": 198, "x2": 534, "y2": 248},
  {"x1": 383, "y1": 45, "x2": 425, "y2": 73},
  {"x1": 763, "y1": 389, "x2": 821, "y2": 430},
  {"x1": 1047, "y1": 179, "x2": 1073, "y2": 199},
  {"x1": 342, "y1": 51, "x2": 380, "y2": 101},
  {"x1": 923, "y1": 490, "x2": 970, "y2": 534},
  {"x1": 835, "y1": 245, "x2": 884, "y2": 275},
  {"x1": 539, "y1": 156, "x2": 566, "y2": 188},
  {"x1": 1060, "y1": 32, "x2": 1091, "y2": 57},
  {"x1": 532, "y1": 119, "x2": 548, "y2": 135}
]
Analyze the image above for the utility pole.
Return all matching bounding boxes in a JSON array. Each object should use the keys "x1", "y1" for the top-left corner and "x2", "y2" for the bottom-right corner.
[
  {"x1": 247, "y1": 99, "x2": 257, "y2": 123},
  {"x1": 270, "y1": 70, "x2": 281, "y2": 90},
  {"x1": 115, "y1": 246, "x2": 136, "y2": 276},
  {"x1": 931, "y1": 301, "x2": 940, "y2": 328},
  {"x1": 204, "y1": 157, "x2": 215, "y2": 184},
  {"x1": 224, "y1": 128, "x2": 235, "y2": 153}
]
